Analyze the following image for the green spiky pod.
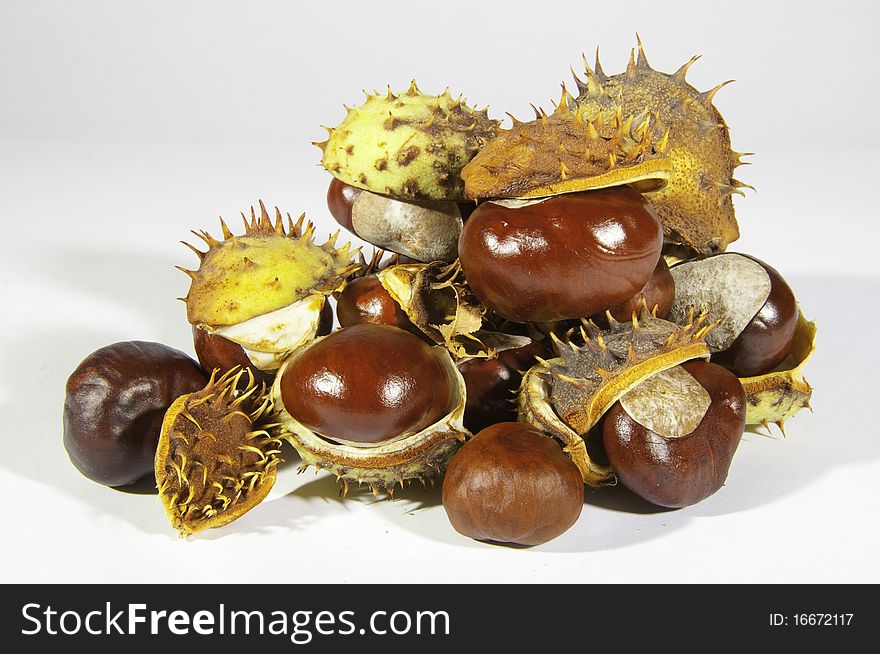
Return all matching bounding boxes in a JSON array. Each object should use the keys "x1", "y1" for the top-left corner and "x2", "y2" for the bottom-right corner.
[
  {"x1": 518, "y1": 308, "x2": 712, "y2": 485},
  {"x1": 156, "y1": 368, "x2": 280, "y2": 535},
  {"x1": 377, "y1": 260, "x2": 532, "y2": 359},
  {"x1": 270, "y1": 345, "x2": 470, "y2": 497},
  {"x1": 461, "y1": 86, "x2": 672, "y2": 200},
  {"x1": 573, "y1": 38, "x2": 751, "y2": 255},
  {"x1": 180, "y1": 201, "x2": 360, "y2": 371},
  {"x1": 741, "y1": 310, "x2": 816, "y2": 433},
  {"x1": 316, "y1": 82, "x2": 499, "y2": 201}
]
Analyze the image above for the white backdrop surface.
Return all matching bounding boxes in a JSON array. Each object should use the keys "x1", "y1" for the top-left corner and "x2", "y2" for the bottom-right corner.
[{"x1": 1, "y1": 0, "x2": 878, "y2": 583}]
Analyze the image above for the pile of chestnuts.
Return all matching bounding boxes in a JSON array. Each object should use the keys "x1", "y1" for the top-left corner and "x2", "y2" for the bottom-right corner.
[{"x1": 63, "y1": 41, "x2": 816, "y2": 545}]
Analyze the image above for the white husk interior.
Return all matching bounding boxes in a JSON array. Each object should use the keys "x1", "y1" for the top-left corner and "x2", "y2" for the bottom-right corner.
[
  {"x1": 213, "y1": 294, "x2": 324, "y2": 355},
  {"x1": 619, "y1": 366, "x2": 711, "y2": 438},
  {"x1": 351, "y1": 191, "x2": 462, "y2": 263},
  {"x1": 668, "y1": 254, "x2": 770, "y2": 352}
]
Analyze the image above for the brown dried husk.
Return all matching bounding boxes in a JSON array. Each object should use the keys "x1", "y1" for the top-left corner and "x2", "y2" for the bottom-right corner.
[
  {"x1": 461, "y1": 87, "x2": 672, "y2": 200},
  {"x1": 377, "y1": 261, "x2": 530, "y2": 358},
  {"x1": 740, "y1": 310, "x2": 816, "y2": 432},
  {"x1": 155, "y1": 368, "x2": 280, "y2": 535},
  {"x1": 573, "y1": 39, "x2": 751, "y2": 255},
  {"x1": 518, "y1": 308, "x2": 712, "y2": 486}
]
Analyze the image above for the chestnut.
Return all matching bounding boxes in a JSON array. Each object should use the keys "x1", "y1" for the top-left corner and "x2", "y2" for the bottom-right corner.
[
  {"x1": 457, "y1": 341, "x2": 548, "y2": 433},
  {"x1": 327, "y1": 177, "x2": 363, "y2": 234},
  {"x1": 457, "y1": 188, "x2": 664, "y2": 322},
  {"x1": 669, "y1": 253, "x2": 799, "y2": 377},
  {"x1": 710, "y1": 258, "x2": 798, "y2": 377},
  {"x1": 279, "y1": 324, "x2": 456, "y2": 445},
  {"x1": 336, "y1": 275, "x2": 420, "y2": 335},
  {"x1": 598, "y1": 257, "x2": 675, "y2": 324},
  {"x1": 442, "y1": 422, "x2": 583, "y2": 546},
  {"x1": 602, "y1": 360, "x2": 746, "y2": 508},
  {"x1": 63, "y1": 341, "x2": 209, "y2": 487}
]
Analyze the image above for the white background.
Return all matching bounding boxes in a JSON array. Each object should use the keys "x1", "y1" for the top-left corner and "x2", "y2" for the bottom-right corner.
[{"x1": 1, "y1": 0, "x2": 878, "y2": 583}]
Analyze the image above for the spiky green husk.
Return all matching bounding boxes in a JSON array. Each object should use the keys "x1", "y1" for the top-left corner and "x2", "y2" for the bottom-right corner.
[
  {"x1": 181, "y1": 201, "x2": 359, "y2": 327},
  {"x1": 316, "y1": 82, "x2": 499, "y2": 201},
  {"x1": 573, "y1": 38, "x2": 751, "y2": 255},
  {"x1": 518, "y1": 308, "x2": 712, "y2": 485},
  {"x1": 156, "y1": 368, "x2": 279, "y2": 535},
  {"x1": 270, "y1": 340, "x2": 470, "y2": 496},
  {"x1": 461, "y1": 86, "x2": 672, "y2": 199}
]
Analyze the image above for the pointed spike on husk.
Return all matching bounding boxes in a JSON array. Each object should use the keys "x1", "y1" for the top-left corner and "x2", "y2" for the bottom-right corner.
[
  {"x1": 594, "y1": 46, "x2": 607, "y2": 81},
  {"x1": 731, "y1": 178, "x2": 756, "y2": 192},
  {"x1": 218, "y1": 218, "x2": 233, "y2": 240},
  {"x1": 699, "y1": 80, "x2": 734, "y2": 105},
  {"x1": 635, "y1": 33, "x2": 651, "y2": 70},
  {"x1": 626, "y1": 48, "x2": 637, "y2": 77},
  {"x1": 175, "y1": 265, "x2": 199, "y2": 281},
  {"x1": 181, "y1": 240, "x2": 206, "y2": 260},
  {"x1": 571, "y1": 65, "x2": 589, "y2": 95},
  {"x1": 674, "y1": 54, "x2": 702, "y2": 82},
  {"x1": 406, "y1": 80, "x2": 419, "y2": 96}
]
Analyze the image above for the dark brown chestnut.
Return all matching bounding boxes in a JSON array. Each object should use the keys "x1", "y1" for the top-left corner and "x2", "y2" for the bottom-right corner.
[
  {"x1": 602, "y1": 360, "x2": 746, "y2": 508},
  {"x1": 442, "y1": 422, "x2": 583, "y2": 546},
  {"x1": 63, "y1": 341, "x2": 209, "y2": 487},
  {"x1": 600, "y1": 257, "x2": 675, "y2": 323},
  {"x1": 457, "y1": 188, "x2": 664, "y2": 322},
  {"x1": 336, "y1": 275, "x2": 419, "y2": 334},
  {"x1": 326, "y1": 177, "x2": 363, "y2": 234},
  {"x1": 457, "y1": 341, "x2": 548, "y2": 433},
  {"x1": 711, "y1": 257, "x2": 798, "y2": 377},
  {"x1": 279, "y1": 324, "x2": 456, "y2": 445},
  {"x1": 669, "y1": 253, "x2": 799, "y2": 378}
]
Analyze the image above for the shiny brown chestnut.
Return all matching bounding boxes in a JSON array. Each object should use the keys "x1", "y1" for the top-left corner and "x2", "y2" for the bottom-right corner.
[
  {"x1": 711, "y1": 257, "x2": 798, "y2": 377},
  {"x1": 457, "y1": 341, "x2": 548, "y2": 433},
  {"x1": 327, "y1": 177, "x2": 363, "y2": 234},
  {"x1": 192, "y1": 302, "x2": 332, "y2": 383},
  {"x1": 599, "y1": 257, "x2": 675, "y2": 324},
  {"x1": 457, "y1": 188, "x2": 664, "y2": 322},
  {"x1": 442, "y1": 422, "x2": 583, "y2": 546},
  {"x1": 602, "y1": 360, "x2": 746, "y2": 508},
  {"x1": 336, "y1": 275, "x2": 420, "y2": 335},
  {"x1": 63, "y1": 341, "x2": 209, "y2": 487},
  {"x1": 279, "y1": 324, "x2": 456, "y2": 445}
]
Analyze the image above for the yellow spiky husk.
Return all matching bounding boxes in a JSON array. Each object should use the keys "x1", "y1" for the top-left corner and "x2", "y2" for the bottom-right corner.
[
  {"x1": 180, "y1": 200, "x2": 359, "y2": 327},
  {"x1": 316, "y1": 81, "x2": 499, "y2": 201}
]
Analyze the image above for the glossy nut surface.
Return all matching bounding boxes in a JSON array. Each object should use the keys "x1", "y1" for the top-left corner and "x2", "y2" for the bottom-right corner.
[
  {"x1": 602, "y1": 360, "x2": 745, "y2": 508},
  {"x1": 457, "y1": 341, "x2": 548, "y2": 433},
  {"x1": 603, "y1": 257, "x2": 675, "y2": 323},
  {"x1": 712, "y1": 257, "x2": 798, "y2": 377},
  {"x1": 458, "y1": 188, "x2": 664, "y2": 322},
  {"x1": 280, "y1": 324, "x2": 455, "y2": 444},
  {"x1": 336, "y1": 275, "x2": 418, "y2": 334},
  {"x1": 63, "y1": 341, "x2": 208, "y2": 487},
  {"x1": 442, "y1": 422, "x2": 583, "y2": 546},
  {"x1": 326, "y1": 177, "x2": 363, "y2": 234}
]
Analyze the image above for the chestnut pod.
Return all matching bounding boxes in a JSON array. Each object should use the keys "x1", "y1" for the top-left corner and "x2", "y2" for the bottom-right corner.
[
  {"x1": 279, "y1": 324, "x2": 456, "y2": 445},
  {"x1": 442, "y1": 422, "x2": 583, "y2": 546},
  {"x1": 457, "y1": 341, "x2": 548, "y2": 433},
  {"x1": 327, "y1": 177, "x2": 363, "y2": 234},
  {"x1": 602, "y1": 360, "x2": 745, "y2": 508},
  {"x1": 63, "y1": 341, "x2": 209, "y2": 487},
  {"x1": 601, "y1": 257, "x2": 675, "y2": 323},
  {"x1": 458, "y1": 188, "x2": 664, "y2": 322}
]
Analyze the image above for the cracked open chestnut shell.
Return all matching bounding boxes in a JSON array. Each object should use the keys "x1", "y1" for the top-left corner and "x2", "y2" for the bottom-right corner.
[
  {"x1": 442, "y1": 422, "x2": 583, "y2": 546},
  {"x1": 63, "y1": 341, "x2": 209, "y2": 487},
  {"x1": 457, "y1": 188, "x2": 663, "y2": 322},
  {"x1": 602, "y1": 360, "x2": 745, "y2": 508}
]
